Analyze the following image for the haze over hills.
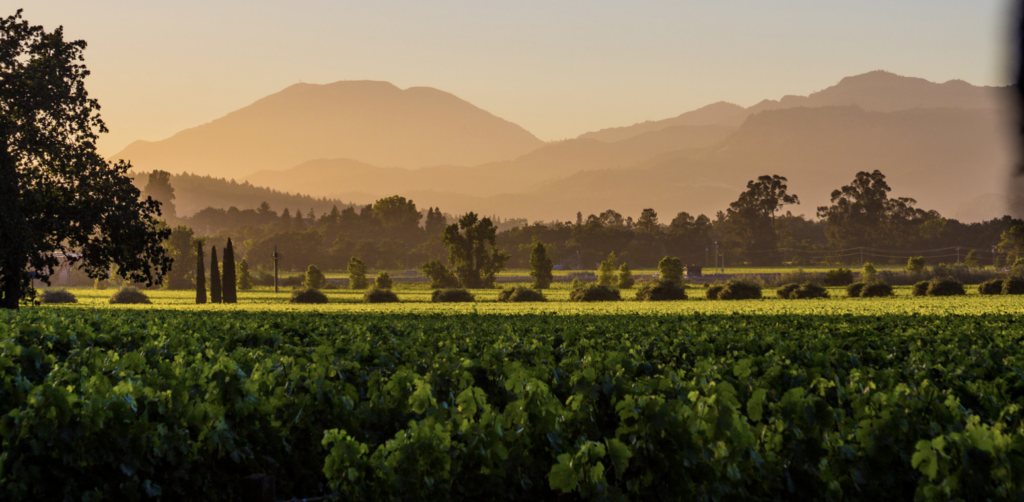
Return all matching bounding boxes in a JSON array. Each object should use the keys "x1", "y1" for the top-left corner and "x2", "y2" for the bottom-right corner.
[
  {"x1": 119, "y1": 71, "x2": 1018, "y2": 223},
  {"x1": 112, "y1": 80, "x2": 544, "y2": 179}
]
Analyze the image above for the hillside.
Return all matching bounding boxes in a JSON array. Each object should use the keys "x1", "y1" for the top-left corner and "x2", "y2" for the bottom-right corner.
[
  {"x1": 130, "y1": 171, "x2": 355, "y2": 218},
  {"x1": 244, "y1": 124, "x2": 735, "y2": 199},
  {"x1": 352, "y1": 105, "x2": 1012, "y2": 222},
  {"x1": 113, "y1": 81, "x2": 544, "y2": 179}
]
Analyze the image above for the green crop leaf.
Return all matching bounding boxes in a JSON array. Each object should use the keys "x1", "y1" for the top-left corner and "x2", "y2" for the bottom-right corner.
[
  {"x1": 747, "y1": 388, "x2": 768, "y2": 423},
  {"x1": 606, "y1": 438, "x2": 632, "y2": 478}
]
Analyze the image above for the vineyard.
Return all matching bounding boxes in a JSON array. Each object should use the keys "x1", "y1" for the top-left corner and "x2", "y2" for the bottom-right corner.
[{"x1": 3, "y1": 306, "x2": 1023, "y2": 501}]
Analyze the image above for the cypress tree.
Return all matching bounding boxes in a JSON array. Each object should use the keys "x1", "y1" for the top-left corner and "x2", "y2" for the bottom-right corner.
[
  {"x1": 196, "y1": 240, "x2": 207, "y2": 304},
  {"x1": 210, "y1": 246, "x2": 221, "y2": 303},
  {"x1": 222, "y1": 238, "x2": 237, "y2": 303},
  {"x1": 529, "y1": 241, "x2": 553, "y2": 289}
]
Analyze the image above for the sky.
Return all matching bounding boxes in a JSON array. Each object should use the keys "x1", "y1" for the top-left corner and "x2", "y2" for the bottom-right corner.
[{"x1": 15, "y1": 0, "x2": 1017, "y2": 155}]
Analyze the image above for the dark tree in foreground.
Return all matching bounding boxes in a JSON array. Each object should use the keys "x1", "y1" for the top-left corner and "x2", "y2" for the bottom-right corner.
[
  {"x1": 0, "y1": 10, "x2": 170, "y2": 308},
  {"x1": 210, "y1": 246, "x2": 221, "y2": 303},
  {"x1": 222, "y1": 238, "x2": 237, "y2": 303},
  {"x1": 195, "y1": 241, "x2": 206, "y2": 304},
  {"x1": 442, "y1": 212, "x2": 510, "y2": 288}
]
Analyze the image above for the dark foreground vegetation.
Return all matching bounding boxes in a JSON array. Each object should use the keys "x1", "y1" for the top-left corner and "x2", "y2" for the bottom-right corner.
[{"x1": 2, "y1": 309, "x2": 1022, "y2": 501}]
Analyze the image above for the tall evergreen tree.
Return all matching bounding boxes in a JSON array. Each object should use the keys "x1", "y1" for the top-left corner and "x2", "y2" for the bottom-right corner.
[
  {"x1": 210, "y1": 246, "x2": 221, "y2": 303},
  {"x1": 222, "y1": 238, "x2": 237, "y2": 303},
  {"x1": 196, "y1": 241, "x2": 207, "y2": 304},
  {"x1": 237, "y1": 259, "x2": 253, "y2": 290}
]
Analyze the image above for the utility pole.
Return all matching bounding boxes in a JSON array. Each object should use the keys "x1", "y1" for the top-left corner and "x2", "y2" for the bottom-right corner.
[
  {"x1": 714, "y1": 241, "x2": 718, "y2": 273},
  {"x1": 273, "y1": 245, "x2": 279, "y2": 293}
]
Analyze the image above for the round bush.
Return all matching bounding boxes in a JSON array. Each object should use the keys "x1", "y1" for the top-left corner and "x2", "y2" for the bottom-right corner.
[
  {"x1": 705, "y1": 284, "x2": 724, "y2": 300},
  {"x1": 568, "y1": 284, "x2": 621, "y2": 302},
  {"x1": 776, "y1": 283, "x2": 800, "y2": 299},
  {"x1": 717, "y1": 280, "x2": 762, "y2": 300},
  {"x1": 790, "y1": 282, "x2": 828, "y2": 299},
  {"x1": 109, "y1": 286, "x2": 151, "y2": 304},
  {"x1": 824, "y1": 268, "x2": 854, "y2": 286},
  {"x1": 978, "y1": 279, "x2": 1004, "y2": 295},
  {"x1": 860, "y1": 282, "x2": 893, "y2": 298},
  {"x1": 497, "y1": 287, "x2": 546, "y2": 302},
  {"x1": 40, "y1": 288, "x2": 77, "y2": 304},
  {"x1": 375, "y1": 272, "x2": 393, "y2": 290},
  {"x1": 432, "y1": 289, "x2": 475, "y2": 303},
  {"x1": 926, "y1": 277, "x2": 965, "y2": 297},
  {"x1": 635, "y1": 280, "x2": 687, "y2": 301},
  {"x1": 290, "y1": 288, "x2": 328, "y2": 304},
  {"x1": 911, "y1": 281, "x2": 930, "y2": 297},
  {"x1": 846, "y1": 282, "x2": 866, "y2": 298},
  {"x1": 1002, "y1": 276, "x2": 1024, "y2": 295},
  {"x1": 365, "y1": 288, "x2": 399, "y2": 303}
]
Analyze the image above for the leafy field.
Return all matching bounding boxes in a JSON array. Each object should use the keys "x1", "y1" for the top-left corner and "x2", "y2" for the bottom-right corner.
[{"x1": 3, "y1": 305, "x2": 1024, "y2": 501}]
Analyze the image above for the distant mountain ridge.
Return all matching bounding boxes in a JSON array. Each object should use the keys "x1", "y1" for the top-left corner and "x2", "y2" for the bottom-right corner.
[
  {"x1": 118, "y1": 71, "x2": 1017, "y2": 223},
  {"x1": 113, "y1": 80, "x2": 544, "y2": 179}
]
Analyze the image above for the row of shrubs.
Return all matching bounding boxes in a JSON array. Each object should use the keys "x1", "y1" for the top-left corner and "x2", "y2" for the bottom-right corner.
[{"x1": 37, "y1": 287, "x2": 152, "y2": 305}]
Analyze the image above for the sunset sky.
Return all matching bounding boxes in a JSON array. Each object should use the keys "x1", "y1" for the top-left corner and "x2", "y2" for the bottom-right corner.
[{"x1": 18, "y1": 0, "x2": 1015, "y2": 155}]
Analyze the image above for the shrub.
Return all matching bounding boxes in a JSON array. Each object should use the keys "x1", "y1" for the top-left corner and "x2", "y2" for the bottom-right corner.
[
  {"x1": 570, "y1": 278, "x2": 582, "y2": 291},
  {"x1": 824, "y1": 268, "x2": 854, "y2": 286},
  {"x1": 926, "y1": 277, "x2": 965, "y2": 296},
  {"x1": 40, "y1": 289, "x2": 77, "y2": 304},
  {"x1": 911, "y1": 281, "x2": 930, "y2": 297},
  {"x1": 569, "y1": 284, "x2": 621, "y2": 302},
  {"x1": 1002, "y1": 276, "x2": 1024, "y2": 295},
  {"x1": 907, "y1": 256, "x2": 926, "y2": 274},
  {"x1": 497, "y1": 287, "x2": 546, "y2": 302},
  {"x1": 706, "y1": 284, "x2": 724, "y2": 300},
  {"x1": 432, "y1": 289, "x2": 475, "y2": 303},
  {"x1": 860, "y1": 282, "x2": 893, "y2": 297},
  {"x1": 304, "y1": 264, "x2": 326, "y2": 289},
  {"x1": 290, "y1": 288, "x2": 328, "y2": 304},
  {"x1": 617, "y1": 263, "x2": 635, "y2": 289},
  {"x1": 635, "y1": 280, "x2": 687, "y2": 301},
  {"x1": 94, "y1": 278, "x2": 108, "y2": 290},
  {"x1": 376, "y1": 272, "x2": 393, "y2": 290},
  {"x1": 776, "y1": 283, "x2": 800, "y2": 299},
  {"x1": 109, "y1": 286, "x2": 151, "y2": 304},
  {"x1": 846, "y1": 282, "x2": 866, "y2": 298},
  {"x1": 978, "y1": 279, "x2": 1003, "y2": 295},
  {"x1": 365, "y1": 288, "x2": 399, "y2": 303},
  {"x1": 790, "y1": 282, "x2": 828, "y2": 299},
  {"x1": 717, "y1": 279, "x2": 762, "y2": 300},
  {"x1": 964, "y1": 250, "x2": 980, "y2": 269},
  {"x1": 421, "y1": 259, "x2": 460, "y2": 289}
]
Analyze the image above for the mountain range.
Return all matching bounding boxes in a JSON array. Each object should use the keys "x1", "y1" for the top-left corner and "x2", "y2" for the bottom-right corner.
[{"x1": 114, "y1": 71, "x2": 1019, "y2": 222}]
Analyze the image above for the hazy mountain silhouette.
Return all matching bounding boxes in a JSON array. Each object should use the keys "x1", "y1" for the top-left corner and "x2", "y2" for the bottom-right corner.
[
  {"x1": 124, "y1": 71, "x2": 1015, "y2": 222},
  {"x1": 112, "y1": 80, "x2": 544, "y2": 179},
  {"x1": 578, "y1": 102, "x2": 747, "y2": 142},
  {"x1": 578, "y1": 71, "x2": 1009, "y2": 144},
  {"x1": 244, "y1": 124, "x2": 734, "y2": 198}
]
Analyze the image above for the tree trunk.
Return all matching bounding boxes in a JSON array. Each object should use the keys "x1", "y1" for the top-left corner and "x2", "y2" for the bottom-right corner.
[
  {"x1": 1, "y1": 271, "x2": 20, "y2": 310},
  {"x1": 0, "y1": 133, "x2": 26, "y2": 310}
]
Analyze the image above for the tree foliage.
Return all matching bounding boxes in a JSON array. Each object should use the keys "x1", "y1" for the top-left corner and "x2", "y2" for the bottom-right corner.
[
  {"x1": 163, "y1": 226, "x2": 196, "y2": 290},
  {"x1": 347, "y1": 258, "x2": 368, "y2": 290},
  {"x1": 658, "y1": 256, "x2": 683, "y2": 284},
  {"x1": 304, "y1": 264, "x2": 326, "y2": 290},
  {"x1": 142, "y1": 170, "x2": 176, "y2": 220},
  {"x1": 528, "y1": 241, "x2": 553, "y2": 289},
  {"x1": 597, "y1": 252, "x2": 618, "y2": 287},
  {"x1": 195, "y1": 241, "x2": 206, "y2": 304},
  {"x1": 237, "y1": 258, "x2": 253, "y2": 290},
  {"x1": 442, "y1": 213, "x2": 509, "y2": 288},
  {"x1": 0, "y1": 11, "x2": 170, "y2": 308},
  {"x1": 222, "y1": 238, "x2": 237, "y2": 303}
]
